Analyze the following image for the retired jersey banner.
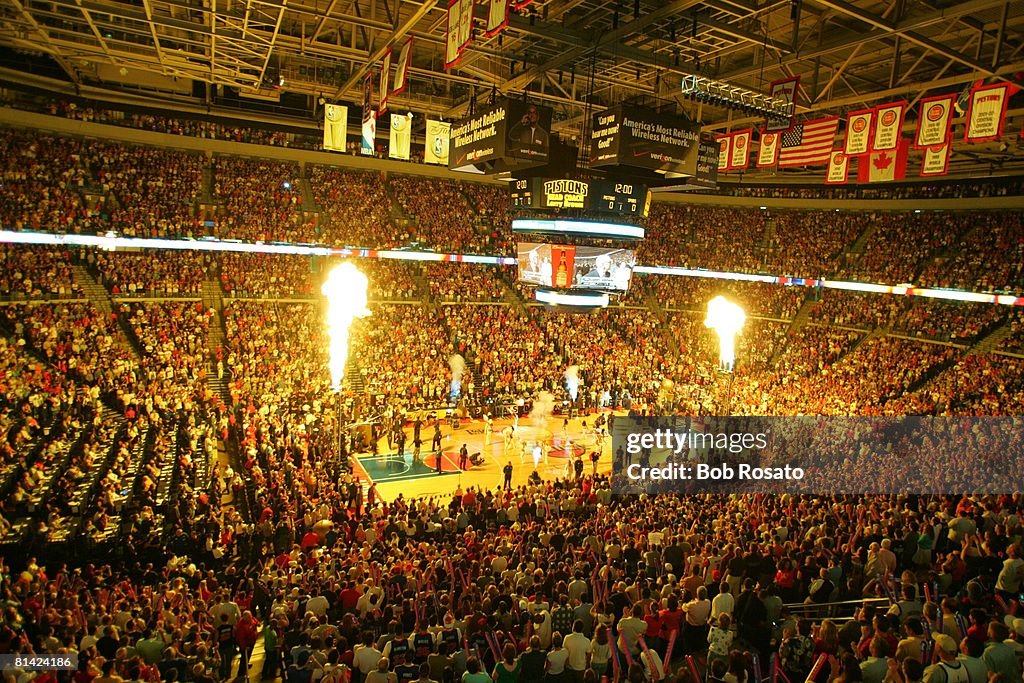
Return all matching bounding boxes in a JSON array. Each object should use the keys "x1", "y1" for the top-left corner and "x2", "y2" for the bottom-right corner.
[
  {"x1": 965, "y1": 83, "x2": 1010, "y2": 143},
  {"x1": 392, "y1": 37, "x2": 412, "y2": 98},
  {"x1": 757, "y1": 130, "x2": 780, "y2": 167},
  {"x1": 389, "y1": 113, "x2": 411, "y2": 160},
  {"x1": 486, "y1": 0, "x2": 510, "y2": 36},
  {"x1": 444, "y1": 0, "x2": 463, "y2": 68},
  {"x1": 844, "y1": 110, "x2": 873, "y2": 156},
  {"x1": 425, "y1": 119, "x2": 451, "y2": 165},
  {"x1": 379, "y1": 50, "x2": 392, "y2": 114},
  {"x1": 730, "y1": 130, "x2": 751, "y2": 170},
  {"x1": 825, "y1": 150, "x2": 849, "y2": 184},
  {"x1": 920, "y1": 137, "x2": 952, "y2": 177},
  {"x1": 872, "y1": 102, "x2": 905, "y2": 152},
  {"x1": 323, "y1": 104, "x2": 347, "y2": 152},
  {"x1": 766, "y1": 76, "x2": 799, "y2": 132},
  {"x1": 915, "y1": 93, "x2": 955, "y2": 149},
  {"x1": 717, "y1": 135, "x2": 731, "y2": 171}
]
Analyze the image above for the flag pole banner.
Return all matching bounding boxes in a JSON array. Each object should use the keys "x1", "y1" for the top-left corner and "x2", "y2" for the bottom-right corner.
[
  {"x1": 486, "y1": 0, "x2": 510, "y2": 37},
  {"x1": 964, "y1": 83, "x2": 1010, "y2": 143},
  {"x1": 756, "y1": 129, "x2": 780, "y2": 167},
  {"x1": 379, "y1": 49, "x2": 392, "y2": 114},
  {"x1": 825, "y1": 150, "x2": 849, "y2": 184},
  {"x1": 871, "y1": 101, "x2": 906, "y2": 152},
  {"x1": 730, "y1": 129, "x2": 752, "y2": 170},
  {"x1": 717, "y1": 134, "x2": 732, "y2": 171},
  {"x1": 424, "y1": 119, "x2": 452, "y2": 165},
  {"x1": 921, "y1": 136, "x2": 952, "y2": 177},
  {"x1": 766, "y1": 76, "x2": 799, "y2": 133},
  {"x1": 322, "y1": 103, "x2": 348, "y2": 152},
  {"x1": 914, "y1": 93, "x2": 955, "y2": 149},
  {"x1": 844, "y1": 110, "x2": 873, "y2": 156},
  {"x1": 392, "y1": 37, "x2": 413, "y2": 98},
  {"x1": 389, "y1": 113, "x2": 411, "y2": 160},
  {"x1": 778, "y1": 116, "x2": 839, "y2": 167}
]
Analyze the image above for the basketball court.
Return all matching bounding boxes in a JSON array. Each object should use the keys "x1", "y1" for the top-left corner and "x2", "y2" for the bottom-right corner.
[{"x1": 351, "y1": 411, "x2": 617, "y2": 499}]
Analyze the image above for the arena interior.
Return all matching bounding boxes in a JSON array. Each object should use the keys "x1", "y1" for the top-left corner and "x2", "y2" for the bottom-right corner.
[{"x1": 2, "y1": 0, "x2": 1024, "y2": 681}]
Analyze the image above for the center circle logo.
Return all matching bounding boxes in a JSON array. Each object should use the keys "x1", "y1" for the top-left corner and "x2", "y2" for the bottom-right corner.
[
  {"x1": 881, "y1": 110, "x2": 897, "y2": 126},
  {"x1": 852, "y1": 118, "x2": 866, "y2": 133},
  {"x1": 927, "y1": 104, "x2": 944, "y2": 122}
]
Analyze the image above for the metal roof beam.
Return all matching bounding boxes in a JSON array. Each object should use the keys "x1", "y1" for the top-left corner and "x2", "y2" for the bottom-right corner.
[
  {"x1": 334, "y1": 0, "x2": 434, "y2": 97},
  {"x1": 810, "y1": 0, "x2": 997, "y2": 75}
]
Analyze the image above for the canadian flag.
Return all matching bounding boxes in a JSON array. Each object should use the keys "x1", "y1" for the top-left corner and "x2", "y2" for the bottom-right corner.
[{"x1": 857, "y1": 139, "x2": 909, "y2": 183}]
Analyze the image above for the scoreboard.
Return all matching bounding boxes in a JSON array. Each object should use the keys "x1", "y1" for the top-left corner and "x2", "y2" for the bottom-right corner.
[{"x1": 510, "y1": 177, "x2": 651, "y2": 217}]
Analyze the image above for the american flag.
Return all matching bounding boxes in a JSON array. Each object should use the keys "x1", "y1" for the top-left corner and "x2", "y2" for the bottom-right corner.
[{"x1": 778, "y1": 117, "x2": 839, "y2": 167}]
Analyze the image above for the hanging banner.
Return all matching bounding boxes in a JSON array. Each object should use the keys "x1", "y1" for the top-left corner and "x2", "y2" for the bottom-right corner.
[
  {"x1": 717, "y1": 134, "x2": 731, "y2": 171},
  {"x1": 872, "y1": 101, "x2": 906, "y2": 152},
  {"x1": 964, "y1": 83, "x2": 1010, "y2": 143},
  {"x1": 729, "y1": 129, "x2": 751, "y2": 170},
  {"x1": 825, "y1": 150, "x2": 849, "y2": 184},
  {"x1": 444, "y1": 0, "x2": 462, "y2": 68},
  {"x1": 914, "y1": 93, "x2": 955, "y2": 149},
  {"x1": 361, "y1": 73, "x2": 376, "y2": 155},
  {"x1": 858, "y1": 139, "x2": 909, "y2": 183},
  {"x1": 766, "y1": 76, "x2": 799, "y2": 132},
  {"x1": 486, "y1": 0, "x2": 510, "y2": 36},
  {"x1": 921, "y1": 137, "x2": 952, "y2": 177},
  {"x1": 425, "y1": 119, "x2": 451, "y2": 165},
  {"x1": 322, "y1": 103, "x2": 348, "y2": 152},
  {"x1": 392, "y1": 37, "x2": 413, "y2": 98},
  {"x1": 458, "y1": 0, "x2": 473, "y2": 54},
  {"x1": 756, "y1": 130, "x2": 780, "y2": 167},
  {"x1": 389, "y1": 113, "x2": 411, "y2": 160},
  {"x1": 843, "y1": 110, "x2": 873, "y2": 156},
  {"x1": 379, "y1": 50, "x2": 392, "y2": 114}
]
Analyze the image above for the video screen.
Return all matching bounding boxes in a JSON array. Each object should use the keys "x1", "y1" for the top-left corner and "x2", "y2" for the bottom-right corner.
[{"x1": 517, "y1": 242, "x2": 636, "y2": 292}]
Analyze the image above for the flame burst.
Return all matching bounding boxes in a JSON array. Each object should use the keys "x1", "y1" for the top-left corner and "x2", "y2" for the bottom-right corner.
[
  {"x1": 321, "y1": 262, "x2": 370, "y2": 391},
  {"x1": 705, "y1": 295, "x2": 746, "y2": 371}
]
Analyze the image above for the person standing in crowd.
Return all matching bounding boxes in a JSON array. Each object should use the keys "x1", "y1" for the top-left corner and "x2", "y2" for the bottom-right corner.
[{"x1": 503, "y1": 461, "x2": 513, "y2": 490}]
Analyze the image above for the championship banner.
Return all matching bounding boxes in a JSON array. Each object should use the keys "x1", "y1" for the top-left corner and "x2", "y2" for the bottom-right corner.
[
  {"x1": 425, "y1": 119, "x2": 451, "y2": 165},
  {"x1": 717, "y1": 134, "x2": 731, "y2": 171},
  {"x1": 730, "y1": 129, "x2": 751, "y2": 170},
  {"x1": 379, "y1": 50, "x2": 392, "y2": 114},
  {"x1": 389, "y1": 113, "x2": 411, "y2": 160},
  {"x1": 486, "y1": 0, "x2": 510, "y2": 37},
  {"x1": 756, "y1": 130, "x2": 780, "y2": 167},
  {"x1": 392, "y1": 37, "x2": 412, "y2": 98},
  {"x1": 361, "y1": 73, "x2": 376, "y2": 155},
  {"x1": 825, "y1": 150, "x2": 849, "y2": 184},
  {"x1": 766, "y1": 76, "x2": 799, "y2": 132},
  {"x1": 914, "y1": 93, "x2": 955, "y2": 149},
  {"x1": 843, "y1": 110, "x2": 872, "y2": 156},
  {"x1": 458, "y1": 0, "x2": 473, "y2": 55},
  {"x1": 872, "y1": 102, "x2": 906, "y2": 152},
  {"x1": 322, "y1": 104, "x2": 347, "y2": 152},
  {"x1": 920, "y1": 137, "x2": 952, "y2": 177},
  {"x1": 965, "y1": 83, "x2": 1011, "y2": 143}
]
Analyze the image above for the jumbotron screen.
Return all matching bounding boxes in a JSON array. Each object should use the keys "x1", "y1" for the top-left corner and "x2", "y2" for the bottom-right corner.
[{"x1": 516, "y1": 242, "x2": 636, "y2": 291}]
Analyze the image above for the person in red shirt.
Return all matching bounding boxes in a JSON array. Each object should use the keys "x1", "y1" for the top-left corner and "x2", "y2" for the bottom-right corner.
[
  {"x1": 234, "y1": 611, "x2": 259, "y2": 676},
  {"x1": 339, "y1": 581, "x2": 361, "y2": 611}
]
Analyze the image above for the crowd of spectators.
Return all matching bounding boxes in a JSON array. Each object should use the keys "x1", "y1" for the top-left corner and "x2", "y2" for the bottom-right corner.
[
  {"x1": 427, "y1": 265, "x2": 509, "y2": 302},
  {"x1": 213, "y1": 158, "x2": 308, "y2": 243},
  {"x1": 309, "y1": 167, "x2": 398, "y2": 248},
  {"x1": 90, "y1": 251, "x2": 208, "y2": 297},
  {"x1": 0, "y1": 246, "x2": 80, "y2": 298}
]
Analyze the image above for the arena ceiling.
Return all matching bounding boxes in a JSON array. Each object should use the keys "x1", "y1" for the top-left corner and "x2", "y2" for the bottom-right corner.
[{"x1": 2, "y1": 0, "x2": 1024, "y2": 176}]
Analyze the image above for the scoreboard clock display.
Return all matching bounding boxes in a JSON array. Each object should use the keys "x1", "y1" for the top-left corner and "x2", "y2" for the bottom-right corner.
[
  {"x1": 509, "y1": 178, "x2": 650, "y2": 217},
  {"x1": 588, "y1": 180, "x2": 651, "y2": 216}
]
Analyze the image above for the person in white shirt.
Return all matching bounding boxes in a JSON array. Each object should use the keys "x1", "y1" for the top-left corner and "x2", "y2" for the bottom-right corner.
[
  {"x1": 353, "y1": 631, "x2": 384, "y2": 679},
  {"x1": 563, "y1": 620, "x2": 591, "y2": 678},
  {"x1": 711, "y1": 582, "x2": 734, "y2": 620}
]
